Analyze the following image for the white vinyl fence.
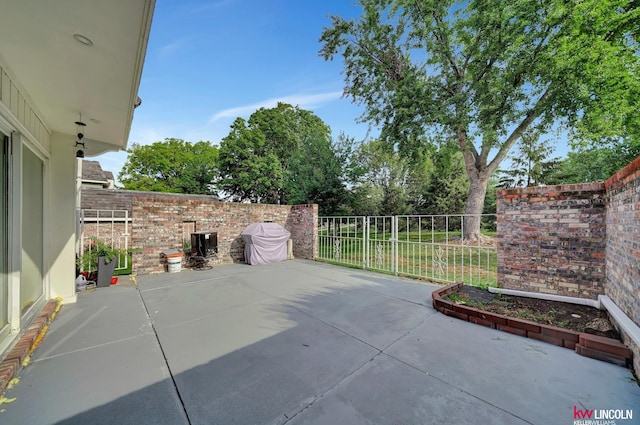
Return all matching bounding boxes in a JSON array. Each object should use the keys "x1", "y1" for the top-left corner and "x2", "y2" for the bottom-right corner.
[{"x1": 318, "y1": 215, "x2": 497, "y2": 287}]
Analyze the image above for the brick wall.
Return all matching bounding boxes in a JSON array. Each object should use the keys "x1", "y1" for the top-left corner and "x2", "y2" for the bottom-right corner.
[
  {"x1": 604, "y1": 157, "x2": 640, "y2": 325},
  {"x1": 81, "y1": 188, "x2": 133, "y2": 212},
  {"x1": 80, "y1": 188, "x2": 220, "y2": 213},
  {"x1": 497, "y1": 157, "x2": 640, "y2": 374},
  {"x1": 604, "y1": 157, "x2": 640, "y2": 372},
  {"x1": 130, "y1": 193, "x2": 317, "y2": 274},
  {"x1": 287, "y1": 204, "x2": 318, "y2": 260},
  {"x1": 497, "y1": 183, "x2": 607, "y2": 299}
]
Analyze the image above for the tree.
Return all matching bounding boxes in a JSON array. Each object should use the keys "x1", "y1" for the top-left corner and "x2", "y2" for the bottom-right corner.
[
  {"x1": 354, "y1": 139, "x2": 414, "y2": 215},
  {"x1": 217, "y1": 103, "x2": 348, "y2": 211},
  {"x1": 217, "y1": 118, "x2": 284, "y2": 203},
  {"x1": 498, "y1": 131, "x2": 559, "y2": 188},
  {"x1": 418, "y1": 143, "x2": 469, "y2": 215},
  {"x1": 286, "y1": 135, "x2": 349, "y2": 215},
  {"x1": 341, "y1": 138, "x2": 431, "y2": 215},
  {"x1": 547, "y1": 138, "x2": 640, "y2": 184},
  {"x1": 119, "y1": 138, "x2": 218, "y2": 194},
  {"x1": 320, "y1": 0, "x2": 639, "y2": 240}
]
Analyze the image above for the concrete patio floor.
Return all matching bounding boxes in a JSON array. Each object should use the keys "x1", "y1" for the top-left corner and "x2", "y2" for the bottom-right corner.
[{"x1": 2, "y1": 260, "x2": 638, "y2": 425}]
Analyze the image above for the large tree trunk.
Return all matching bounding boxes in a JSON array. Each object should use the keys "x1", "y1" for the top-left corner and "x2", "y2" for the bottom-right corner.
[{"x1": 462, "y1": 170, "x2": 490, "y2": 242}]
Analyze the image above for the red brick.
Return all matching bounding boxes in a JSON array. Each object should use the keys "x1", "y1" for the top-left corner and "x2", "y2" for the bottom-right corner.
[
  {"x1": 28, "y1": 316, "x2": 47, "y2": 331},
  {"x1": 497, "y1": 324, "x2": 527, "y2": 337},
  {"x1": 507, "y1": 318, "x2": 541, "y2": 334},
  {"x1": 579, "y1": 333, "x2": 632, "y2": 359},
  {"x1": 6, "y1": 342, "x2": 31, "y2": 363},
  {"x1": 22, "y1": 328, "x2": 39, "y2": 343},
  {"x1": 433, "y1": 298, "x2": 450, "y2": 310},
  {"x1": 0, "y1": 361, "x2": 18, "y2": 380},
  {"x1": 451, "y1": 310, "x2": 469, "y2": 321},
  {"x1": 528, "y1": 331, "x2": 564, "y2": 347},
  {"x1": 540, "y1": 325, "x2": 579, "y2": 342},
  {"x1": 469, "y1": 316, "x2": 495, "y2": 328},
  {"x1": 453, "y1": 304, "x2": 480, "y2": 318},
  {"x1": 479, "y1": 312, "x2": 508, "y2": 326},
  {"x1": 40, "y1": 300, "x2": 58, "y2": 317},
  {"x1": 575, "y1": 344, "x2": 629, "y2": 367},
  {"x1": 442, "y1": 308, "x2": 468, "y2": 321}
]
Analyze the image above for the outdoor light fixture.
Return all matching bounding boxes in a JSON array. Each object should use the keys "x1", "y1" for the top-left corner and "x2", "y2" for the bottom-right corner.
[{"x1": 74, "y1": 115, "x2": 87, "y2": 158}]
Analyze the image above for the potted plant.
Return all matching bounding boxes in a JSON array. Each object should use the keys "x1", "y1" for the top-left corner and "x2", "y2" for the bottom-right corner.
[{"x1": 77, "y1": 237, "x2": 128, "y2": 288}]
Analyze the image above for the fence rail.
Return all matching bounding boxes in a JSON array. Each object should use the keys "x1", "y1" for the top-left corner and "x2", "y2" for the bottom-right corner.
[
  {"x1": 77, "y1": 209, "x2": 131, "y2": 273},
  {"x1": 318, "y1": 214, "x2": 497, "y2": 287}
]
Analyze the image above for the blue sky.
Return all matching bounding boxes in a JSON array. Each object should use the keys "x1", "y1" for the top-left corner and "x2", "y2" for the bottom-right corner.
[
  {"x1": 97, "y1": 0, "x2": 570, "y2": 182},
  {"x1": 97, "y1": 0, "x2": 371, "y2": 180}
]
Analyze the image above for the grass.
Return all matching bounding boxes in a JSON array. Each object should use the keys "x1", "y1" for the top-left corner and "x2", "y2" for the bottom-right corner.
[
  {"x1": 318, "y1": 229, "x2": 498, "y2": 287},
  {"x1": 113, "y1": 253, "x2": 133, "y2": 276}
]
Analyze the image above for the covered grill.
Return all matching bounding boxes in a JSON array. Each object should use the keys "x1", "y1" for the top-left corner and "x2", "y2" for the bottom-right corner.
[{"x1": 240, "y1": 223, "x2": 290, "y2": 265}]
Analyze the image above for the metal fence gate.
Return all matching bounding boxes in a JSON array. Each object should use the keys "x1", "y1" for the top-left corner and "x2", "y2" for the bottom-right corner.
[
  {"x1": 76, "y1": 209, "x2": 131, "y2": 273},
  {"x1": 317, "y1": 214, "x2": 497, "y2": 287}
]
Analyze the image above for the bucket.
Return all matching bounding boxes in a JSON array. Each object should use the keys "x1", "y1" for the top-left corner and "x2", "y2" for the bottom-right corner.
[
  {"x1": 167, "y1": 256, "x2": 182, "y2": 273},
  {"x1": 75, "y1": 275, "x2": 87, "y2": 293}
]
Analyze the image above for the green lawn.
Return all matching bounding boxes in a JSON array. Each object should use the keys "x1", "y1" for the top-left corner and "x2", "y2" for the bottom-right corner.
[{"x1": 318, "y1": 230, "x2": 497, "y2": 287}]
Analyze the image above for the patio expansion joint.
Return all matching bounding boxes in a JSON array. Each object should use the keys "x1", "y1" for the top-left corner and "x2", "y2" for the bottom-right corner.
[
  {"x1": 387, "y1": 354, "x2": 536, "y2": 425},
  {"x1": 360, "y1": 285, "x2": 434, "y2": 308},
  {"x1": 281, "y1": 348, "x2": 386, "y2": 425},
  {"x1": 378, "y1": 315, "x2": 535, "y2": 425},
  {"x1": 379, "y1": 312, "x2": 536, "y2": 425},
  {"x1": 276, "y1": 296, "x2": 384, "y2": 354},
  {"x1": 275, "y1": 288, "x2": 440, "y2": 423},
  {"x1": 139, "y1": 273, "x2": 243, "y2": 293},
  {"x1": 278, "y1": 308, "x2": 533, "y2": 425},
  {"x1": 32, "y1": 334, "x2": 152, "y2": 363},
  {"x1": 135, "y1": 285, "x2": 193, "y2": 425}
]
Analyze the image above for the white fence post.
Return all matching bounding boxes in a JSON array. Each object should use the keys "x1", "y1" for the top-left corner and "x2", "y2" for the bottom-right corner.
[
  {"x1": 393, "y1": 215, "x2": 398, "y2": 275},
  {"x1": 363, "y1": 216, "x2": 369, "y2": 269},
  {"x1": 317, "y1": 214, "x2": 497, "y2": 287}
]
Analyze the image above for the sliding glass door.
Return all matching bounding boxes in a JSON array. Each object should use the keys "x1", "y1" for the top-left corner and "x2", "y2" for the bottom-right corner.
[
  {"x1": 0, "y1": 132, "x2": 7, "y2": 329},
  {"x1": 21, "y1": 146, "x2": 44, "y2": 314}
]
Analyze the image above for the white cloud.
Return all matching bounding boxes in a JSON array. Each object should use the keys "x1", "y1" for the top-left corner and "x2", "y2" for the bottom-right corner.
[
  {"x1": 208, "y1": 91, "x2": 343, "y2": 123},
  {"x1": 157, "y1": 38, "x2": 190, "y2": 58}
]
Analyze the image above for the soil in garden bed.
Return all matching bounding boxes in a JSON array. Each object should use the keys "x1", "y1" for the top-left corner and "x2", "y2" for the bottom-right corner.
[{"x1": 450, "y1": 286, "x2": 620, "y2": 340}]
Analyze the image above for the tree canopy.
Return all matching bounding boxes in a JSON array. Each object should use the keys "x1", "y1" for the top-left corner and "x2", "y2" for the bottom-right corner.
[
  {"x1": 548, "y1": 138, "x2": 640, "y2": 184},
  {"x1": 498, "y1": 131, "x2": 559, "y2": 188},
  {"x1": 217, "y1": 103, "x2": 348, "y2": 213},
  {"x1": 118, "y1": 138, "x2": 218, "y2": 195},
  {"x1": 320, "y1": 0, "x2": 639, "y2": 239}
]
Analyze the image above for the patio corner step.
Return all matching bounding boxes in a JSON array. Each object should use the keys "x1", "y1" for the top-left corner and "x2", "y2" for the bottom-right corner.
[{"x1": 0, "y1": 298, "x2": 62, "y2": 397}]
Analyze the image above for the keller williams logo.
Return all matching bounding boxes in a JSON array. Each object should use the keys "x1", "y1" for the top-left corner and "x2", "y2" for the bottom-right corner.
[{"x1": 573, "y1": 405, "x2": 634, "y2": 425}]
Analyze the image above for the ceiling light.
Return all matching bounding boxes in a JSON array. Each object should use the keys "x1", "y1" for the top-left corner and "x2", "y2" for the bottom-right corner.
[{"x1": 73, "y1": 34, "x2": 93, "y2": 46}]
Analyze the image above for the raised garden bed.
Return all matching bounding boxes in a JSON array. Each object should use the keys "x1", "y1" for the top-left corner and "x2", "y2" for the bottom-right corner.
[{"x1": 432, "y1": 283, "x2": 633, "y2": 368}]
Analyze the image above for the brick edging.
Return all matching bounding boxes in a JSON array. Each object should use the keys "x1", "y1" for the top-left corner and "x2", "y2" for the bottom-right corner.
[
  {"x1": 0, "y1": 298, "x2": 62, "y2": 396},
  {"x1": 432, "y1": 283, "x2": 633, "y2": 369}
]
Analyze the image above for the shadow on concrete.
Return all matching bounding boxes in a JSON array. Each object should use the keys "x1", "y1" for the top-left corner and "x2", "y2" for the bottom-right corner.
[{"x1": 12, "y1": 263, "x2": 638, "y2": 425}]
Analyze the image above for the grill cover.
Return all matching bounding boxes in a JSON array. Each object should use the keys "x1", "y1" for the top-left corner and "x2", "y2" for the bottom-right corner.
[{"x1": 240, "y1": 223, "x2": 291, "y2": 265}]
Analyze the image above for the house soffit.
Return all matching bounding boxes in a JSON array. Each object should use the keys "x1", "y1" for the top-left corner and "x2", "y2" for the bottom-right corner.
[{"x1": 0, "y1": 0, "x2": 155, "y2": 154}]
